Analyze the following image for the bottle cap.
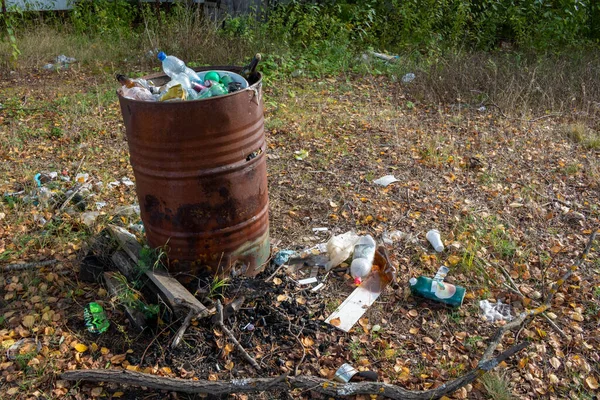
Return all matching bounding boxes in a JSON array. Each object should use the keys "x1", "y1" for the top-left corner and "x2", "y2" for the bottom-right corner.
[
  {"x1": 409, "y1": 277, "x2": 417, "y2": 286},
  {"x1": 157, "y1": 51, "x2": 166, "y2": 61}
]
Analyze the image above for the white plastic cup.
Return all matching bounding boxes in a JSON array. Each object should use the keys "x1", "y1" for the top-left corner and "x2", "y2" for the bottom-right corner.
[{"x1": 426, "y1": 229, "x2": 444, "y2": 252}]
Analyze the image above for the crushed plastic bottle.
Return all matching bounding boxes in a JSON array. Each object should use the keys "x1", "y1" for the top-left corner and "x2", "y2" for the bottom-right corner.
[
  {"x1": 350, "y1": 235, "x2": 376, "y2": 285},
  {"x1": 157, "y1": 51, "x2": 202, "y2": 83},
  {"x1": 325, "y1": 231, "x2": 360, "y2": 271},
  {"x1": 84, "y1": 302, "x2": 110, "y2": 334}
]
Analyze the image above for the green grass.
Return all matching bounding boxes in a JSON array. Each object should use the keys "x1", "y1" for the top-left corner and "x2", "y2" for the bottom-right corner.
[{"x1": 480, "y1": 371, "x2": 514, "y2": 400}]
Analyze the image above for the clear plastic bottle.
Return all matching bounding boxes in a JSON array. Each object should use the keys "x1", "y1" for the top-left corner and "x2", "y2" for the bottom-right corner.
[
  {"x1": 122, "y1": 86, "x2": 156, "y2": 102},
  {"x1": 162, "y1": 73, "x2": 197, "y2": 100},
  {"x1": 350, "y1": 235, "x2": 376, "y2": 285},
  {"x1": 325, "y1": 231, "x2": 360, "y2": 271},
  {"x1": 157, "y1": 52, "x2": 203, "y2": 83}
]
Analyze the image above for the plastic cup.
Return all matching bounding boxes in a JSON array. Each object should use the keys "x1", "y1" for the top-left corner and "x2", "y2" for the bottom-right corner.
[{"x1": 426, "y1": 229, "x2": 444, "y2": 252}]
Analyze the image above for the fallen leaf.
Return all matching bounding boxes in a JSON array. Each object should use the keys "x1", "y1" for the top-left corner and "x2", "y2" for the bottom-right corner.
[
  {"x1": 329, "y1": 317, "x2": 341, "y2": 327},
  {"x1": 408, "y1": 310, "x2": 418, "y2": 317},
  {"x1": 113, "y1": 392, "x2": 124, "y2": 398},
  {"x1": 225, "y1": 361, "x2": 234, "y2": 370},
  {"x1": 273, "y1": 277, "x2": 282, "y2": 285},
  {"x1": 550, "y1": 357, "x2": 561, "y2": 369},
  {"x1": 74, "y1": 343, "x2": 88, "y2": 353},
  {"x1": 571, "y1": 312, "x2": 584, "y2": 322},
  {"x1": 447, "y1": 255, "x2": 461, "y2": 266},
  {"x1": 409, "y1": 327, "x2": 419, "y2": 335},
  {"x1": 586, "y1": 376, "x2": 599, "y2": 390},
  {"x1": 100, "y1": 347, "x2": 110, "y2": 355},
  {"x1": 22, "y1": 315, "x2": 35, "y2": 328},
  {"x1": 423, "y1": 337, "x2": 434, "y2": 345},
  {"x1": 6, "y1": 387, "x2": 19, "y2": 395},
  {"x1": 301, "y1": 336, "x2": 314, "y2": 347},
  {"x1": 91, "y1": 387, "x2": 103, "y2": 397},
  {"x1": 276, "y1": 294, "x2": 288, "y2": 302}
]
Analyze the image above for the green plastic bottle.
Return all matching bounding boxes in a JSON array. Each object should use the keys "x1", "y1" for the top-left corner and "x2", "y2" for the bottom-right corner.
[
  {"x1": 84, "y1": 302, "x2": 110, "y2": 334},
  {"x1": 409, "y1": 276, "x2": 466, "y2": 307},
  {"x1": 204, "y1": 71, "x2": 220, "y2": 83}
]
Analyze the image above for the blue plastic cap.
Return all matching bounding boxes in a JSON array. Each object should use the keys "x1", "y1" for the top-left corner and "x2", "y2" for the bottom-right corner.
[{"x1": 157, "y1": 51, "x2": 166, "y2": 61}]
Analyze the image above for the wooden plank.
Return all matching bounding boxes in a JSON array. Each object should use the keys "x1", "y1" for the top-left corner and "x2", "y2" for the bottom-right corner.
[
  {"x1": 111, "y1": 251, "x2": 138, "y2": 280},
  {"x1": 146, "y1": 271, "x2": 209, "y2": 318},
  {"x1": 107, "y1": 224, "x2": 141, "y2": 264},
  {"x1": 107, "y1": 224, "x2": 209, "y2": 319}
]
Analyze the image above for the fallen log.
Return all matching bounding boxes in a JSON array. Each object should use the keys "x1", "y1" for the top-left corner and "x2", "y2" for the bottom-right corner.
[{"x1": 61, "y1": 342, "x2": 527, "y2": 399}]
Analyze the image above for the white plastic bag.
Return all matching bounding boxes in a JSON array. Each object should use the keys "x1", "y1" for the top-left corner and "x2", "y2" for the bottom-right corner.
[{"x1": 325, "y1": 231, "x2": 360, "y2": 271}]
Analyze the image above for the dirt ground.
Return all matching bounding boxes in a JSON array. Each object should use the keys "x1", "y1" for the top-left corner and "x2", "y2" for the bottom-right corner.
[{"x1": 0, "y1": 67, "x2": 599, "y2": 399}]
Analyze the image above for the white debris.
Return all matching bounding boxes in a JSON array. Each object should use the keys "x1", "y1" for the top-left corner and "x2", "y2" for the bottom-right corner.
[{"x1": 373, "y1": 175, "x2": 399, "y2": 187}]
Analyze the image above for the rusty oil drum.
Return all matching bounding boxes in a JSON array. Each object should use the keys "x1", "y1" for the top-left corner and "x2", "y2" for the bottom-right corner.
[{"x1": 117, "y1": 67, "x2": 269, "y2": 278}]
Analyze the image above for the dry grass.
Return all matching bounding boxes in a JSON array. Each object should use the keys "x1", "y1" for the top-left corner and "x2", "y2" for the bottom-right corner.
[
  {"x1": 480, "y1": 371, "x2": 514, "y2": 400},
  {"x1": 561, "y1": 122, "x2": 600, "y2": 149}
]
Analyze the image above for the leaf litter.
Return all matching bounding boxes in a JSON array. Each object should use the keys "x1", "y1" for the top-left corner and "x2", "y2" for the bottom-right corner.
[{"x1": 0, "y1": 70, "x2": 599, "y2": 399}]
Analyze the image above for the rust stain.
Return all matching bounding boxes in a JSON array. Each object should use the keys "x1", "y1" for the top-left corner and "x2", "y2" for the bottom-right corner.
[{"x1": 117, "y1": 67, "x2": 269, "y2": 278}]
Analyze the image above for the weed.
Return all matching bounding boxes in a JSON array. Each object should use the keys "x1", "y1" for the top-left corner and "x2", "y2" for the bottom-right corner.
[
  {"x1": 208, "y1": 276, "x2": 230, "y2": 300},
  {"x1": 449, "y1": 311, "x2": 461, "y2": 323},
  {"x1": 594, "y1": 286, "x2": 600, "y2": 298},
  {"x1": 348, "y1": 341, "x2": 362, "y2": 361},
  {"x1": 480, "y1": 371, "x2": 514, "y2": 400}
]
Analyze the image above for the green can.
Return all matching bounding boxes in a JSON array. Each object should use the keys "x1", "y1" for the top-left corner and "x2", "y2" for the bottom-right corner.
[
  {"x1": 409, "y1": 276, "x2": 466, "y2": 307},
  {"x1": 84, "y1": 302, "x2": 110, "y2": 334}
]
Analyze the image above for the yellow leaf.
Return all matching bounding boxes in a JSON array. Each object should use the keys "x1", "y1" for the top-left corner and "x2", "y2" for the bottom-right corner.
[
  {"x1": 586, "y1": 376, "x2": 599, "y2": 390},
  {"x1": 447, "y1": 255, "x2": 461, "y2": 266},
  {"x1": 225, "y1": 361, "x2": 234, "y2": 370},
  {"x1": 110, "y1": 354, "x2": 126, "y2": 364},
  {"x1": 273, "y1": 277, "x2": 282, "y2": 285},
  {"x1": 208, "y1": 373, "x2": 218, "y2": 381},
  {"x1": 518, "y1": 357, "x2": 528, "y2": 369},
  {"x1": 329, "y1": 317, "x2": 341, "y2": 327},
  {"x1": 90, "y1": 343, "x2": 98, "y2": 352},
  {"x1": 22, "y1": 315, "x2": 35, "y2": 328},
  {"x1": 6, "y1": 387, "x2": 19, "y2": 395},
  {"x1": 409, "y1": 327, "x2": 419, "y2": 335},
  {"x1": 113, "y1": 392, "x2": 124, "y2": 398},
  {"x1": 74, "y1": 343, "x2": 88, "y2": 353},
  {"x1": 100, "y1": 347, "x2": 110, "y2": 355},
  {"x1": 160, "y1": 367, "x2": 172, "y2": 375},
  {"x1": 126, "y1": 365, "x2": 139, "y2": 371}
]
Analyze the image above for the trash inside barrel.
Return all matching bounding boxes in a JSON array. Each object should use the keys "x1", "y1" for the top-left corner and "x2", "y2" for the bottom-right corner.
[{"x1": 116, "y1": 54, "x2": 269, "y2": 279}]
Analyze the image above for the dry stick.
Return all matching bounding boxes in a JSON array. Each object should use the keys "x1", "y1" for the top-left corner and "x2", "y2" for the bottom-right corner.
[
  {"x1": 170, "y1": 309, "x2": 196, "y2": 349},
  {"x1": 482, "y1": 229, "x2": 597, "y2": 362},
  {"x1": 216, "y1": 300, "x2": 261, "y2": 371},
  {"x1": 2, "y1": 259, "x2": 58, "y2": 272},
  {"x1": 541, "y1": 313, "x2": 569, "y2": 339},
  {"x1": 60, "y1": 342, "x2": 527, "y2": 400}
]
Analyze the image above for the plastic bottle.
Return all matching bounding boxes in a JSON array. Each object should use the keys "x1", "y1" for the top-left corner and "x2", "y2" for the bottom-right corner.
[
  {"x1": 204, "y1": 71, "x2": 220, "y2": 83},
  {"x1": 162, "y1": 73, "x2": 198, "y2": 100},
  {"x1": 350, "y1": 235, "x2": 376, "y2": 285},
  {"x1": 409, "y1": 276, "x2": 465, "y2": 307},
  {"x1": 157, "y1": 52, "x2": 202, "y2": 83},
  {"x1": 198, "y1": 82, "x2": 229, "y2": 99},
  {"x1": 84, "y1": 302, "x2": 110, "y2": 334},
  {"x1": 325, "y1": 231, "x2": 360, "y2": 271}
]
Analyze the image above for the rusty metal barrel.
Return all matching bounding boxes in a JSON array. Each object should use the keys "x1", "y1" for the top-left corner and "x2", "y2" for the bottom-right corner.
[{"x1": 117, "y1": 67, "x2": 269, "y2": 278}]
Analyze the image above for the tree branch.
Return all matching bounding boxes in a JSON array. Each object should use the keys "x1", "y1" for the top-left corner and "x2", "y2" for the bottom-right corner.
[{"x1": 61, "y1": 343, "x2": 527, "y2": 399}]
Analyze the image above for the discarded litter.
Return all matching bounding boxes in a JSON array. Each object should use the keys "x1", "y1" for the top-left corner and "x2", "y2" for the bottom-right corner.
[
  {"x1": 480, "y1": 300, "x2": 513, "y2": 322},
  {"x1": 84, "y1": 302, "x2": 110, "y2": 334},
  {"x1": 326, "y1": 246, "x2": 396, "y2": 332},
  {"x1": 43, "y1": 55, "x2": 77, "y2": 71},
  {"x1": 325, "y1": 231, "x2": 360, "y2": 270},
  {"x1": 294, "y1": 149, "x2": 309, "y2": 160},
  {"x1": 368, "y1": 51, "x2": 399, "y2": 63},
  {"x1": 312, "y1": 227, "x2": 328, "y2": 233},
  {"x1": 373, "y1": 174, "x2": 399, "y2": 187},
  {"x1": 311, "y1": 283, "x2": 325, "y2": 292},
  {"x1": 409, "y1": 266, "x2": 465, "y2": 308},
  {"x1": 118, "y1": 52, "x2": 258, "y2": 102},
  {"x1": 297, "y1": 277, "x2": 318, "y2": 285},
  {"x1": 402, "y1": 72, "x2": 416, "y2": 83},
  {"x1": 350, "y1": 235, "x2": 376, "y2": 285},
  {"x1": 426, "y1": 229, "x2": 444, "y2": 252},
  {"x1": 273, "y1": 250, "x2": 299, "y2": 267},
  {"x1": 81, "y1": 211, "x2": 100, "y2": 227},
  {"x1": 382, "y1": 230, "x2": 406, "y2": 245},
  {"x1": 6, "y1": 338, "x2": 42, "y2": 360},
  {"x1": 334, "y1": 363, "x2": 358, "y2": 383}
]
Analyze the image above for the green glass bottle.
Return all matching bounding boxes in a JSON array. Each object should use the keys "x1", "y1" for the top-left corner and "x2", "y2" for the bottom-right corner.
[
  {"x1": 409, "y1": 276, "x2": 466, "y2": 307},
  {"x1": 204, "y1": 71, "x2": 220, "y2": 83},
  {"x1": 84, "y1": 302, "x2": 110, "y2": 334}
]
